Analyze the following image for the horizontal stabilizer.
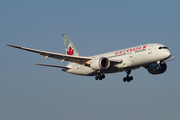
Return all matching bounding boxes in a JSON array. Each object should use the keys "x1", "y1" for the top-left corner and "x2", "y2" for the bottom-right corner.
[{"x1": 35, "y1": 63, "x2": 72, "y2": 69}]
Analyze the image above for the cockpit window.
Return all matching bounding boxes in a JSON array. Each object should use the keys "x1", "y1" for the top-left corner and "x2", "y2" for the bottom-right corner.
[
  {"x1": 163, "y1": 47, "x2": 168, "y2": 49},
  {"x1": 159, "y1": 46, "x2": 168, "y2": 49}
]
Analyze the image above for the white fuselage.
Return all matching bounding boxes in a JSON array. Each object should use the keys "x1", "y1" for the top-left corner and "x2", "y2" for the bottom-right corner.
[{"x1": 65, "y1": 43, "x2": 171, "y2": 76}]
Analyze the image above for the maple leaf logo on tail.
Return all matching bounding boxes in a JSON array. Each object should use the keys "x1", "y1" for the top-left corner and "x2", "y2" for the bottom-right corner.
[{"x1": 67, "y1": 46, "x2": 74, "y2": 55}]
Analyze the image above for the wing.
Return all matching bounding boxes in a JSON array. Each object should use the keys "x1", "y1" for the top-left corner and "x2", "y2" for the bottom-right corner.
[
  {"x1": 5, "y1": 44, "x2": 93, "y2": 65},
  {"x1": 5, "y1": 44, "x2": 123, "y2": 67}
]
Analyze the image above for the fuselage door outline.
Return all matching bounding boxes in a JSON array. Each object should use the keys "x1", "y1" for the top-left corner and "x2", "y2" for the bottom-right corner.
[{"x1": 148, "y1": 46, "x2": 153, "y2": 54}]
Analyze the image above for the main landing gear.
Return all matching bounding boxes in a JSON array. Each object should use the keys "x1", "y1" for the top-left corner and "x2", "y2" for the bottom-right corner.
[
  {"x1": 95, "y1": 74, "x2": 105, "y2": 81},
  {"x1": 123, "y1": 70, "x2": 133, "y2": 82}
]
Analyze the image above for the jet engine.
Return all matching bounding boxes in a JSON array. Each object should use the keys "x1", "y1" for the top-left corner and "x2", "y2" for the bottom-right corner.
[
  {"x1": 90, "y1": 57, "x2": 110, "y2": 70},
  {"x1": 147, "y1": 62, "x2": 167, "y2": 75}
]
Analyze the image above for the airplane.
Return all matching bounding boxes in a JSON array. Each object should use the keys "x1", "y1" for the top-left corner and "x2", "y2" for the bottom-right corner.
[{"x1": 5, "y1": 34, "x2": 175, "y2": 82}]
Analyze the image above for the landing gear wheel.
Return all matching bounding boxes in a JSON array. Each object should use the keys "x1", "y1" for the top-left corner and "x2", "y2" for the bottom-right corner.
[
  {"x1": 95, "y1": 76, "x2": 98, "y2": 80},
  {"x1": 126, "y1": 77, "x2": 130, "y2": 82},
  {"x1": 95, "y1": 74, "x2": 105, "y2": 81},
  {"x1": 101, "y1": 74, "x2": 105, "y2": 79},
  {"x1": 123, "y1": 77, "x2": 126, "y2": 82},
  {"x1": 123, "y1": 70, "x2": 133, "y2": 82},
  {"x1": 130, "y1": 76, "x2": 133, "y2": 81}
]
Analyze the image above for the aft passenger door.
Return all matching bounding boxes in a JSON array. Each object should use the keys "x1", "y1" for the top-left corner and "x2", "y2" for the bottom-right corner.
[
  {"x1": 129, "y1": 51, "x2": 133, "y2": 58},
  {"x1": 148, "y1": 46, "x2": 153, "y2": 54}
]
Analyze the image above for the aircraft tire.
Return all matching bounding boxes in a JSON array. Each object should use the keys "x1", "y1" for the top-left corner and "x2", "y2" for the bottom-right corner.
[
  {"x1": 95, "y1": 76, "x2": 98, "y2": 80},
  {"x1": 130, "y1": 76, "x2": 133, "y2": 81},
  {"x1": 101, "y1": 74, "x2": 105, "y2": 79},
  {"x1": 123, "y1": 77, "x2": 126, "y2": 82}
]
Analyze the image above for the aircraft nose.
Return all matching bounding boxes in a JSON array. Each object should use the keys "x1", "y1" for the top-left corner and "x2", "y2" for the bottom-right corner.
[{"x1": 165, "y1": 50, "x2": 171, "y2": 59}]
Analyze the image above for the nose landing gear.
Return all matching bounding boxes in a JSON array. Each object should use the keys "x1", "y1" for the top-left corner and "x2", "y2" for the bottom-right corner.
[
  {"x1": 123, "y1": 70, "x2": 133, "y2": 82},
  {"x1": 95, "y1": 74, "x2": 105, "y2": 81}
]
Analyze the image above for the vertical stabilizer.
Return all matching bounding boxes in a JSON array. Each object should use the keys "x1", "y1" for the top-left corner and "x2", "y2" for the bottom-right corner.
[{"x1": 62, "y1": 34, "x2": 80, "y2": 56}]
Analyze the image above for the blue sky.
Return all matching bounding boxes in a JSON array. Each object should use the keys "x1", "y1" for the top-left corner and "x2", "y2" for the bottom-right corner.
[{"x1": 1, "y1": 0, "x2": 180, "y2": 120}]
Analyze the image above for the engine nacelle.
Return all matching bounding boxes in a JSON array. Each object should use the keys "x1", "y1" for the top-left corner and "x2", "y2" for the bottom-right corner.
[
  {"x1": 90, "y1": 57, "x2": 110, "y2": 70},
  {"x1": 148, "y1": 62, "x2": 167, "y2": 75}
]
